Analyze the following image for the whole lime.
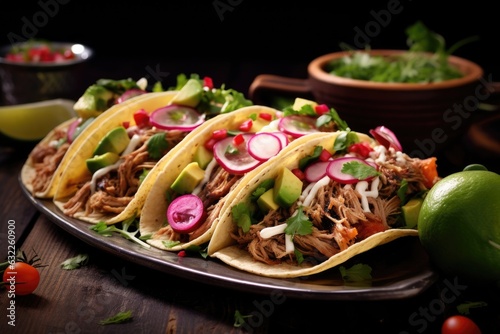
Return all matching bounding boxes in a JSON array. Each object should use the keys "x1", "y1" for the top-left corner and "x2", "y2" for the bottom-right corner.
[{"x1": 418, "y1": 166, "x2": 500, "y2": 284}]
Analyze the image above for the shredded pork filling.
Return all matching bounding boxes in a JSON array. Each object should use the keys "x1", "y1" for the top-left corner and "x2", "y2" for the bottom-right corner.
[
  {"x1": 231, "y1": 149, "x2": 432, "y2": 266},
  {"x1": 28, "y1": 128, "x2": 69, "y2": 194},
  {"x1": 62, "y1": 129, "x2": 186, "y2": 217}
]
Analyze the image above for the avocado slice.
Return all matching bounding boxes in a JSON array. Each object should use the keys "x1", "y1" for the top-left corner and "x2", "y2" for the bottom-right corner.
[
  {"x1": 86, "y1": 152, "x2": 120, "y2": 174},
  {"x1": 73, "y1": 85, "x2": 115, "y2": 119},
  {"x1": 402, "y1": 197, "x2": 423, "y2": 228},
  {"x1": 93, "y1": 126, "x2": 131, "y2": 156},
  {"x1": 257, "y1": 188, "x2": 279, "y2": 212},
  {"x1": 193, "y1": 145, "x2": 214, "y2": 170},
  {"x1": 292, "y1": 97, "x2": 317, "y2": 111},
  {"x1": 171, "y1": 162, "x2": 205, "y2": 194},
  {"x1": 274, "y1": 168, "x2": 303, "y2": 208},
  {"x1": 171, "y1": 78, "x2": 203, "y2": 107}
]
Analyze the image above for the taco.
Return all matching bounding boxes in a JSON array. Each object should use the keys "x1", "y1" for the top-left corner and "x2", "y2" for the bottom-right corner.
[
  {"x1": 53, "y1": 76, "x2": 253, "y2": 225},
  {"x1": 207, "y1": 129, "x2": 440, "y2": 278},
  {"x1": 20, "y1": 78, "x2": 150, "y2": 199},
  {"x1": 138, "y1": 98, "x2": 348, "y2": 252}
]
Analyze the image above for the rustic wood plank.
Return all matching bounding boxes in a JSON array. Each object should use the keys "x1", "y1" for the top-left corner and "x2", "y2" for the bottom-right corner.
[{"x1": 4, "y1": 215, "x2": 266, "y2": 333}]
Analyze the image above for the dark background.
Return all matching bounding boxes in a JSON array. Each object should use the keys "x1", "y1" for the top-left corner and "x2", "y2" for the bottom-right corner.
[{"x1": 1, "y1": 0, "x2": 499, "y2": 92}]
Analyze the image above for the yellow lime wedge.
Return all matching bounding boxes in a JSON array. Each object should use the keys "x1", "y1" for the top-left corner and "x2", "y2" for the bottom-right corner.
[
  {"x1": 171, "y1": 79, "x2": 203, "y2": 107},
  {"x1": 0, "y1": 99, "x2": 76, "y2": 141}
]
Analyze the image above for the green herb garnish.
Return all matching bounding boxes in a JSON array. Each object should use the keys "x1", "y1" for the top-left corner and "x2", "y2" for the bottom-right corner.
[
  {"x1": 99, "y1": 310, "x2": 133, "y2": 325},
  {"x1": 60, "y1": 254, "x2": 89, "y2": 270}
]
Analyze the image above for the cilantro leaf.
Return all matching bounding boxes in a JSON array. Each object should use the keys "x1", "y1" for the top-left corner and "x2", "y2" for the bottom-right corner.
[
  {"x1": 232, "y1": 203, "x2": 253, "y2": 233},
  {"x1": 285, "y1": 207, "x2": 313, "y2": 236},
  {"x1": 341, "y1": 161, "x2": 380, "y2": 180},
  {"x1": 251, "y1": 179, "x2": 274, "y2": 201},
  {"x1": 339, "y1": 263, "x2": 372, "y2": 283},
  {"x1": 90, "y1": 217, "x2": 151, "y2": 249},
  {"x1": 147, "y1": 132, "x2": 169, "y2": 160},
  {"x1": 60, "y1": 254, "x2": 89, "y2": 270},
  {"x1": 99, "y1": 310, "x2": 133, "y2": 325},
  {"x1": 457, "y1": 301, "x2": 488, "y2": 315},
  {"x1": 298, "y1": 146, "x2": 323, "y2": 170}
]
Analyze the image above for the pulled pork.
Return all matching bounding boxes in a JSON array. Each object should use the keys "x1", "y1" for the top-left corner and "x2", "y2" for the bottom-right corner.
[
  {"x1": 231, "y1": 147, "x2": 433, "y2": 266},
  {"x1": 63, "y1": 128, "x2": 186, "y2": 217},
  {"x1": 28, "y1": 128, "x2": 69, "y2": 194}
]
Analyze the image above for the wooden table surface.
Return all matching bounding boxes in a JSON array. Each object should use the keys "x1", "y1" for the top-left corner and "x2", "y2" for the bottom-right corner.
[{"x1": 1, "y1": 58, "x2": 499, "y2": 334}]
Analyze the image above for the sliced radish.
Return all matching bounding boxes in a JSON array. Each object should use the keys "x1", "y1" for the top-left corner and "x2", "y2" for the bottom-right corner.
[
  {"x1": 278, "y1": 115, "x2": 319, "y2": 138},
  {"x1": 213, "y1": 134, "x2": 262, "y2": 175},
  {"x1": 116, "y1": 88, "x2": 147, "y2": 104},
  {"x1": 150, "y1": 104, "x2": 205, "y2": 131},
  {"x1": 369, "y1": 126, "x2": 402, "y2": 152},
  {"x1": 247, "y1": 132, "x2": 282, "y2": 161},
  {"x1": 326, "y1": 157, "x2": 374, "y2": 184},
  {"x1": 167, "y1": 194, "x2": 205, "y2": 233},
  {"x1": 304, "y1": 161, "x2": 330, "y2": 182},
  {"x1": 271, "y1": 131, "x2": 290, "y2": 148},
  {"x1": 67, "y1": 118, "x2": 82, "y2": 143}
]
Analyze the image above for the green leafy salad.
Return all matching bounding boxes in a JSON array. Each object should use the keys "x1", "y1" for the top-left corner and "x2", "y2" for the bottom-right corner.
[{"x1": 326, "y1": 21, "x2": 478, "y2": 83}]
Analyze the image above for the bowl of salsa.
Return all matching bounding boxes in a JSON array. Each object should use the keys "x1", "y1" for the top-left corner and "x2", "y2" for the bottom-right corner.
[{"x1": 0, "y1": 40, "x2": 93, "y2": 105}]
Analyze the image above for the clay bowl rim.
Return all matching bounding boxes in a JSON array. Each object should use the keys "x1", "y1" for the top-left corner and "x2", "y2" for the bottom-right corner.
[{"x1": 308, "y1": 49, "x2": 484, "y2": 91}]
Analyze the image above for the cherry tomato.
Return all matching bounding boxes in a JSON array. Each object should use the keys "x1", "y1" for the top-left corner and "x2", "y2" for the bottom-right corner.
[
  {"x1": 3, "y1": 262, "x2": 40, "y2": 295},
  {"x1": 441, "y1": 315, "x2": 482, "y2": 334}
]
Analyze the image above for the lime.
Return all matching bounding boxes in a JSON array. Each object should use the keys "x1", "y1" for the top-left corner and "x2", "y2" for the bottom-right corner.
[
  {"x1": 171, "y1": 78, "x2": 202, "y2": 107},
  {"x1": 418, "y1": 166, "x2": 500, "y2": 283}
]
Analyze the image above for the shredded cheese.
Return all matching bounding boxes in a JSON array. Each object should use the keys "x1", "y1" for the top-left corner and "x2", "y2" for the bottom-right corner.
[{"x1": 355, "y1": 177, "x2": 380, "y2": 212}]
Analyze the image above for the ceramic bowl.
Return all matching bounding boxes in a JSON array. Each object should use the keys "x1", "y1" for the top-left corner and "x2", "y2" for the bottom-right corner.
[
  {"x1": 0, "y1": 41, "x2": 93, "y2": 105},
  {"x1": 249, "y1": 50, "x2": 500, "y2": 156}
]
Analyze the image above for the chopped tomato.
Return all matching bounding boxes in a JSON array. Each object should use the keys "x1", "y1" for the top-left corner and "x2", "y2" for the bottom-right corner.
[
  {"x1": 232, "y1": 133, "x2": 245, "y2": 146},
  {"x1": 319, "y1": 149, "x2": 332, "y2": 161},
  {"x1": 421, "y1": 157, "x2": 438, "y2": 189},
  {"x1": 239, "y1": 119, "x2": 253, "y2": 132},
  {"x1": 315, "y1": 104, "x2": 329, "y2": 115},
  {"x1": 291, "y1": 168, "x2": 305, "y2": 180},
  {"x1": 259, "y1": 113, "x2": 273, "y2": 121},
  {"x1": 212, "y1": 129, "x2": 227, "y2": 140},
  {"x1": 133, "y1": 109, "x2": 150, "y2": 128},
  {"x1": 203, "y1": 76, "x2": 214, "y2": 90},
  {"x1": 204, "y1": 137, "x2": 218, "y2": 151},
  {"x1": 348, "y1": 142, "x2": 373, "y2": 159},
  {"x1": 356, "y1": 219, "x2": 387, "y2": 241}
]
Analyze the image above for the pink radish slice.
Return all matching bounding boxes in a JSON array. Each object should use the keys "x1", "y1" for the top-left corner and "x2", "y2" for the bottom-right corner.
[
  {"x1": 247, "y1": 132, "x2": 282, "y2": 161},
  {"x1": 116, "y1": 89, "x2": 147, "y2": 104},
  {"x1": 213, "y1": 134, "x2": 262, "y2": 175},
  {"x1": 167, "y1": 194, "x2": 204, "y2": 233},
  {"x1": 150, "y1": 104, "x2": 205, "y2": 131},
  {"x1": 271, "y1": 131, "x2": 290, "y2": 148},
  {"x1": 278, "y1": 115, "x2": 319, "y2": 138},
  {"x1": 369, "y1": 126, "x2": 402, "y2": 152},
  {"x1": 326, "y1": 157, "x2": 374, "y2": 184},
  {"x1": 304, "y1": 161, "x2": 330, "y2": 182},
  {"x1": 66, "y1": 118, "x2": 81, "y2": 143}
]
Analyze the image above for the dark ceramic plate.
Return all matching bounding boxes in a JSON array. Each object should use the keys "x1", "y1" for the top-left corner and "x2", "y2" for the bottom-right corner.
[{"x1": 20, "y1": 175, "x2": 438, "y2": 301}]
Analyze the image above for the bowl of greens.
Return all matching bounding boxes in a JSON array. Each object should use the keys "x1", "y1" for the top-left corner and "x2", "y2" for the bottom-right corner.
[{"x1": 249, "y1": 22, "x2": 499, "y2": 156}]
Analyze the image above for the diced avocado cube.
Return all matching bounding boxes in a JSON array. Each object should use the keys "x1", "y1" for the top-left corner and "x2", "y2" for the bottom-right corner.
[
  {"x1": 73, "y1": 85, "x2": 115, "y2": 118},
  {"x1": 292, "y1": 97, "x2": 318, "y2": 111},
  {"x1": 273, "y1": 168, "x2": 303, "y2": 208},
  {"x1": 402, "y1": 197, "x2": 424, "y2": 228},
  {"x1": 171, "y1": 162, "x2": 205, "y2": 194},
  {"x1": 257, "y1": 188, "x2": 280, "y2": 212},
  {"x1": 86, "y1": 152, "x2": 120, "y2": 174},
  {"x1": 193, "y1": 145, "x2": 213, "y2": 170},
  {"x1": 93, "y1": 126, "x2": 131, "y2": 156},
  {"x1": 171, "y1": 78, "x2": 203, "y2": 107}
]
